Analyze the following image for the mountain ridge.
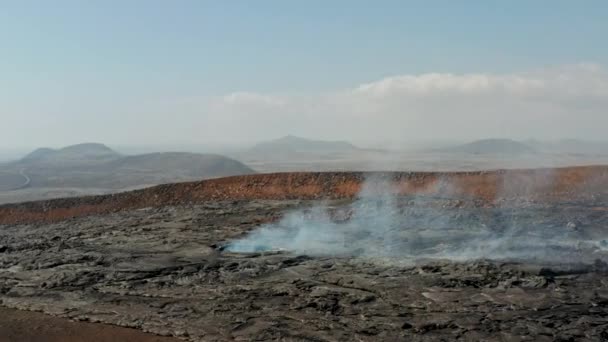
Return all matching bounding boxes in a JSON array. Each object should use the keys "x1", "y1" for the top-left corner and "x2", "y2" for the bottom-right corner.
[
  {"x1": 0, "y1": 143, "x2": 255, "y2": 202},
  {"x1": 21, "y1": 143, "x2": 121, "y2": 164}
]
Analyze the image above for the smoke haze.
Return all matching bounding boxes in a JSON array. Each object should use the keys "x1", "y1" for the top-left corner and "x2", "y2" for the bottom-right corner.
[{"x1": 227, "y1": 173, "x2": 608, "y2": 264}]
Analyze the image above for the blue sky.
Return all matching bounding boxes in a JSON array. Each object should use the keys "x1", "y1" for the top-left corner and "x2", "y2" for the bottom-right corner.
[
  {"x1": 2, "y1": 1, "x2": 607, "y2": 93},
  {"x1": 1, "y1": 1, "x2": 608, "y2": 147}
]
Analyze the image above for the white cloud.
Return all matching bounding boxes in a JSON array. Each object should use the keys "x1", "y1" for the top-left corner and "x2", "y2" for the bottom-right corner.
[
  {"x1": 354, "y1": 73, "x2": 545, "y2": 96},
  {"x1": 181, "y1": 63, "x2": 608, "y2": 144},
  {"x1": 353, "y1": 63, "x2": 608, "y2": 100},
  {"x1": 15, "y1": 64, "x2": 604, "y2": 147}
]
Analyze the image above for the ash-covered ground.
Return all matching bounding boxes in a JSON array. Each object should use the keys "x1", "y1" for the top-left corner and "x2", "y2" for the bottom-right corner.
[{"x1": 1, "y1": 192, "x2": 608, "y2": 341}]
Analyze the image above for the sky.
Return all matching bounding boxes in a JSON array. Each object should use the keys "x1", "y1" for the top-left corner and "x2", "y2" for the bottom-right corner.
[{"x1": 1, "y1": 0, "x2": 608, "y2": 149}]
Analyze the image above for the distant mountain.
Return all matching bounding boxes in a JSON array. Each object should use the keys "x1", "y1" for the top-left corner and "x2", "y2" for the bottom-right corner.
[
  {"x1": 446, "y1": 139, "x2": 536, "y2": 155},
  {"x1": 105, "y1": 152, "x2": 254, "y2": 181},
  {"x1": 21, "y1": 143, "x2": 121, "y2": 165},
  {"x1": 21, "y1": 147, "x2": 55, "y2": 162},
  {"x1": 1, "y1": 143, "x2": 255, "y2": 196},
  {"x1": 247, "y1": 135, "x2": 358, "y2": 157}
]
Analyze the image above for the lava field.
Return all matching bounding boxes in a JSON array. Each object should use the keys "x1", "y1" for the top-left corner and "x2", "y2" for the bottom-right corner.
[{"x1": 0, "y1": 166, "x2": 607, "y2": 341}]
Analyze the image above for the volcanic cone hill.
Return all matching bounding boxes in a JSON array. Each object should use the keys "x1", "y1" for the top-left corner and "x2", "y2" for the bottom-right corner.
[
  {"x1": 20, "y1": 143, "x2": 121, "y2": 165},
  {"x1": 0, "y1": 143, "x2": 255, "y2": 204}
]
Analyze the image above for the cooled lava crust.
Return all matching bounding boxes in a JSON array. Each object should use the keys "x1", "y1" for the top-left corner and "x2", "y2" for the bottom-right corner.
[{"x1": 2, "y1": 165, "x2": 608, "y2": 341}]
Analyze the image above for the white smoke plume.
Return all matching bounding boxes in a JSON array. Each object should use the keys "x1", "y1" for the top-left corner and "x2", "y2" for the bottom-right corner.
[{"x1": 226, "y1": 174, "x2": 608, "y2": 264}]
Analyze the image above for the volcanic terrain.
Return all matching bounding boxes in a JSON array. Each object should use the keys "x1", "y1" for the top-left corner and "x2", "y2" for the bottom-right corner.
[{"x1": 0, "y1": 166, "x2": 607, "y2": 341}]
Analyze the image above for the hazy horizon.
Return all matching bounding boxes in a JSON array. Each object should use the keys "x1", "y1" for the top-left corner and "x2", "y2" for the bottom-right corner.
[{"x1": 2, "y1": 135, "x2": 608, "y2": 158}]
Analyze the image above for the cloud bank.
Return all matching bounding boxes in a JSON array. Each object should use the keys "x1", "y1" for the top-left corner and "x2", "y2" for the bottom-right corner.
[
  {"x1": 177, "y1": 63, "x2": 607, "y2": 145},
  {"x1": 4, "y1": 63, "x2": 608, "y2": 147}
]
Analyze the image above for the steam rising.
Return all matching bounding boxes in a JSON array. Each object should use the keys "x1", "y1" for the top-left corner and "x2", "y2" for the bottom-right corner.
[{"x1": 227, "y1": 175, "x2": 608, "y2": 264}]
